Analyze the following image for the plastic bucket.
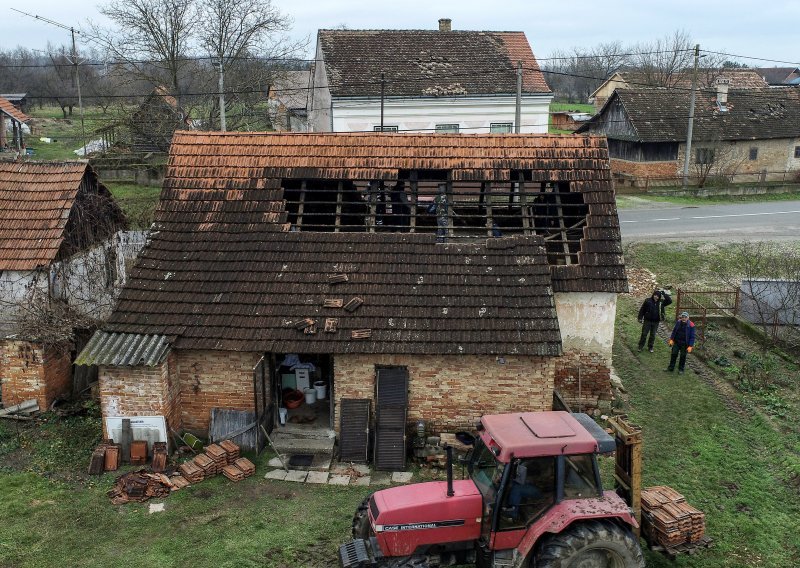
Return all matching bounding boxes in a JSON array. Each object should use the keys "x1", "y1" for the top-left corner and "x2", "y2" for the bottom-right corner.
[
  {"x1": 278, "y1": 407, "x2": 288, "y2": 425},
  {"x1": 303, "y1": 387, "x2": 317, "y2": 405},
  {"x1": 314, "y1": 381, "x2": 327, "y2": 400}
]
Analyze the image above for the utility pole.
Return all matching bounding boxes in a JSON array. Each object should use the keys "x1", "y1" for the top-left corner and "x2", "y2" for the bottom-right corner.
[
  {"x1": 682, "y1": 44, "x2": 700, "y2": 189},
  {"x1": 515, "y1": 61, "x2": 523, "y2": 133},
  {"x1": 380, "y1": 73, "x2": 385, "y2": 132},
  {"x1": 12, "y1": 9, "x2": 87, "y2": 153},
  {"x1": 216, "y1": 60, "x2": 227, "y2": 132}
]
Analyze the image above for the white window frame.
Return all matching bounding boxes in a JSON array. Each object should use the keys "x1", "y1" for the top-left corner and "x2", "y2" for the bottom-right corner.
[
  {"x1": 435, "y1": 124, "x2": 459, "y2": 133},
  {"x1": 490, "y1": 122, "x2": 513, "y2": 134}
]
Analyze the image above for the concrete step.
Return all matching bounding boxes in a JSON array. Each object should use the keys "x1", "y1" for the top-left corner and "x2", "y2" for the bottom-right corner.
[
  {"x1": 274, "y1": 423, "x2": 335, "y2": 440},
  {"x1": 270, "y1": 432, "x2": 336, "y2": 456}
]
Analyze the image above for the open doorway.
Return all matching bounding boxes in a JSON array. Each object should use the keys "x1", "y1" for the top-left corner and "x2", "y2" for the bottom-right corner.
[{"x1": 272, "y1": 353, "x2": 334, "y2": 430}]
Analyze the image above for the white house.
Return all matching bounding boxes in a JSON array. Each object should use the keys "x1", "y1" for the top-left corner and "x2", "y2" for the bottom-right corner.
[{"x1": 309, "y1": 19, "x2": 552, "y2": 134}]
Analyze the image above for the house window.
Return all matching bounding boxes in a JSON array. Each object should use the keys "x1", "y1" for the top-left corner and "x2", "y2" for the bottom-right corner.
[
  {"x1": 696, "y1": 148, "x2": 715, "y2": 165},
  {"x1": 749, "y1": 147, "x2": 758, "y2": 161},
  {"x1": 374, "y1": 126, "x2": 398, "y2": 132},
  {"x1": 490, "y1": 123, "x2": 513, "y2": 134},
  {"x1": 435, "y1": 124, "x2": 459, "y2": 133},
  {"x1": 795, "y1": 146, "x2": 800, "y2": 159}
]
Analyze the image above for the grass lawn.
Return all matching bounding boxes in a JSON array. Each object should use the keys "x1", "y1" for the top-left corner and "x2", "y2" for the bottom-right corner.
[
  {"x1": 2, "y1": 242, "x2": 799, "y2": 567},
  {"x1": 26, "y1": 106, "x2": 116, "y2": 161},
  {"x1": 550, "y1": 102, "x2": 595, "y2": 114},
  {"x1": 617, "y1": 192, "x2": 800, "y2": 210},
  {"x1": 107, "y1": 182, "x2": 162, "y2": 228}
]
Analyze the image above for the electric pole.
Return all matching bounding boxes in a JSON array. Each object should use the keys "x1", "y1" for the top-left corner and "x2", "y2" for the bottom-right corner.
[
  {"x1": 11, "y1": 9, "x2": 87, "y2": 153},
  {"x1": 216, "y1": 60, "x2": 227, "y2": 132},
  {"x1": 682, "y1": 44, "x2": 700, "y2": 189},
  {"x1": 515, "y1": 61, "x2": 522, "y2": 133}
]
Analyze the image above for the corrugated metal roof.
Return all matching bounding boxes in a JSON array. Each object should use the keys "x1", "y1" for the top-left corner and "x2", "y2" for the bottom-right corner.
[{"x1": 75, "y1": 331, "x2": 170, "y2": 367}]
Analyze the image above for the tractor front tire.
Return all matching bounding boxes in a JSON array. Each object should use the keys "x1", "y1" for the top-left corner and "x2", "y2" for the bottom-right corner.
[
  {"x1": 533, "y1": 519, "x2": 644, "y2": 568},
  {"x1": 352, "y1": 495, "x2": 373, "y2": 540}
]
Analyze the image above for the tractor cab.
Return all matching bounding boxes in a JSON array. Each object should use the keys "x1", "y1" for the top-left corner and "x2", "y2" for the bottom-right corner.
[{"x1": 340, "y1": 411, "x2": 643, "y2": 568}]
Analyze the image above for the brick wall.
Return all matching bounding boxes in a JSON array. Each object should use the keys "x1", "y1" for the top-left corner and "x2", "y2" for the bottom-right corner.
[
  {"x1": 554, "y1": 349, "x2": 613, "y2": 414},
  {"x1": 99, "y1": 359, "x2": 173, "y2": 429},
  {"x1": 611, "y1": 159, "x2": 679, "y2": 189},
  {"x1": 334, "y1": 354, "x2": 554, "y2": 433},
  {"x1": 0, "y1": 340, "x2": 72, "y2": 410},
  {"x1": 175, "y1": 350, "x2": 261, "y2": 433}
]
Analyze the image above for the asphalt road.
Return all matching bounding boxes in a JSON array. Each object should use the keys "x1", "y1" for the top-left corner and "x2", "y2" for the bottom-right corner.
[{"x1": 618, "y1": 200, "x2": 800, "y2": 241}]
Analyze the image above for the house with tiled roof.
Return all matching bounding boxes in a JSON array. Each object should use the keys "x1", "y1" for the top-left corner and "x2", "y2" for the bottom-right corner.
[
  {"x1": 589, "y1": 68, "x2": 769, "y2": 111},
  {"x1": 130, "y1": 86, "x2": 191, "y2": 153},
  {"x1": 0, "y1": 161, "x2": 129, "y2": 410},
  {"x1": 77, "y1": 131, "x2": 627, "y2": 458},
  {"x1": 0, "y1": 95, "x2": 31, "y2": 152},
  {"x1": 577, "y1": 86, "x2": 800, "y2": 188},
  {"x1": 268, "y1": 70, "x2": 312, "y2": 132},
  {"x1": 753, "y1": 67, "x2": 800, "y2": 86},
  {"x1": 309, "y1": 19, "x2": 552, "y2": 134}
]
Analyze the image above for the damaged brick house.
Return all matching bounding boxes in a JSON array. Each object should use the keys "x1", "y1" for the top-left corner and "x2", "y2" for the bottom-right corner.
[
  {"x1": 77, "y1": 132, "x2": 627, "y2": 450},
  {"x1": 0, "y1": 161, "x2": 128, "y2": 410}
]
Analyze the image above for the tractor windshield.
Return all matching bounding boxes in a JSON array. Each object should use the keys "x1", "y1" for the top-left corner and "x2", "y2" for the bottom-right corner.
[{"x1": 468, "y1": 438, "x2": 505, "y2": 504}]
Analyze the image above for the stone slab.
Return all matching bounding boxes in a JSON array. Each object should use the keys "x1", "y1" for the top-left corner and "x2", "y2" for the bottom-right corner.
[
  {"x1": 328, "y1": 474, "x2": 351, "y2": 486},
  {"x1": 352, "y1": 464, "x2": 371, "y2": 475},
  {"x1": 352, "y1": 476, "x2": 371, "y2": 486},
  {"x1": 284, "y1": 470, "x2": 309, "y2": 483},
  {"x1": 148, "y1": 503, "x2": 165, "y2": 514},
  {"x1": 264, "y1": 469, "x2": 288, "y2": 481},
  {"x1": 370, "y1": 472, "x2": 392, "y2": 486},
  {"x1": 391, "y1": 471, "x2": 413, "y2": 483},
  {"x1": 268, "y1": 456, "x2": 288, "y2": 468},
  {"x1": 306, "y1": 471, "x2": 330, "y2": 484}
]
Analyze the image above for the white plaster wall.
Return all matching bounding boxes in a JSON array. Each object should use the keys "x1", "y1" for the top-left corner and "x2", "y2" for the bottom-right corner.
[
  {"x1": 325, "y1": 94, "x2": 553, "y2": 134},
  {"x1": 0, "y1": 270, "x2": 48, "y2": 336},
  {"x1": 308, "y1": 43, "x2": 332, "y2": 132},
  {"x1": 554, "y1": 292, "x2": 617, "y2": 360}
]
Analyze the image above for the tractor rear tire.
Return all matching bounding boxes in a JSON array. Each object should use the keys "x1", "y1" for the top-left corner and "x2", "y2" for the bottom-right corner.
[
  {"x1": 352, "y1": 495, "x2": 373, "y2": 540},
  {"x1": 533, "y1": 519, "x2": 644, "y2": 568}
]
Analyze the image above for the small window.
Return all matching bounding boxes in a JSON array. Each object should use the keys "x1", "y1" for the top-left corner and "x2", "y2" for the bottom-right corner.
[
  {"x1": 749, "y1": 147, "x2": 758, "y2": 160},
  {"x1": 795, "y1": 146, "x2": 800, "y2": 159},
  {"x1": 374, "y1": 126, "x2": 398, "y2": 132},
  {"x1": 490, "y1": 122, "x2": 513, "y2": 134},
  {"x1": 435, "y1": 124, "x2": 459, "y2": 133},
  {"x1": 696, "y1": 148, "x2": 715, "y2": 165}
]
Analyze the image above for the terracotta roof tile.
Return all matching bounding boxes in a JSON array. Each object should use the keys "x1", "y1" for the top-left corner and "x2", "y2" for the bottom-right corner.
[
  {"x1": 318, "y1": 29, "x2": 550, "y2": 97},
  {"x1": 0, "y1": 96, "x2": 30, "y2": 123}
]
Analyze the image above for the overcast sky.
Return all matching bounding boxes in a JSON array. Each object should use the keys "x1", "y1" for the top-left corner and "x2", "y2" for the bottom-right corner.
[{"x1": 3, "y1": 0, "x2": 798, "y2": 67}]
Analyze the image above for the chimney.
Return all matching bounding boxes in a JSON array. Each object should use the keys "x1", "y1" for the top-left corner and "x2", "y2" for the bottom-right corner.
[
  {"x1": 438, "y1": 18, "x2": 452, "y2": 32},
  {"x1": 716, "y1": 82, "x2": 729, "y2": 106}
]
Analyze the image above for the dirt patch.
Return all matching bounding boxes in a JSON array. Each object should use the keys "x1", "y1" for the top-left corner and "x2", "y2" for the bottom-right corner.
[{"x1": 270, "y1": 540, "x2": 337, "y2": 568}]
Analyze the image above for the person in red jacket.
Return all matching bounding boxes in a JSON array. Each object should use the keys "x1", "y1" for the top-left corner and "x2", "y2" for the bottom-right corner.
[{"x1": 665, "y1": 311, "x2": 696, "y2": 374}]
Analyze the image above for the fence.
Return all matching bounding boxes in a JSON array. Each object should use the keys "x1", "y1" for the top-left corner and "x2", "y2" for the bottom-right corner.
[{"x1": 676, "y1": 287, "x2": 799, "y2": 351}]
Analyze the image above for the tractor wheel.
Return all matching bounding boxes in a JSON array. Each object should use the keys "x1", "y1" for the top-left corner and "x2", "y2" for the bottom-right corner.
[
  {"x1": 352, "y1": 495, "x2": 373, "y2": 540},
  {"x1": 533, "y1": 519, "x2": 644, "y2": 568}
]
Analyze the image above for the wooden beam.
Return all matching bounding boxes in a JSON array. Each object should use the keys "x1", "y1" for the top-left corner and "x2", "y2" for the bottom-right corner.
[
  {"x1": 484, "y1": 182, "x2": 494, "y2": 237},
  {"x1": 296, "y1": 180, "x2": 307, "y2": 229},
  {"x1": 335, "y1": 181, "x2": 343, "y2": 232},
  {"x1": 446, "y1": 177, "x2": 454, "y2": 239},
  {"x1": 519, "y1": 171, "x2": 531, "y2": 236},
  {"x1": 368, "y1": 182, "x2": 377, "y2": 233},
  {"x1": 410, "y1": 170, "x2": 418, "y2": 233},
  {"x1": 553, "y1": 191, "x2": 572, "y2": 264}
]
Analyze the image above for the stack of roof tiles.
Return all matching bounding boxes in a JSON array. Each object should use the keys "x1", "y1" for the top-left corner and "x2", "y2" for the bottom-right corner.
[
  {"x1": 220, "y1": 440, "x2": 241, "y2": 462},
  {"x1": 205, "y1": 443, "x2": 229, "y2": 469},
  {"x1": 178, "y1": 461, "x2": 205, "y2": 483},
  {"x1": 99, "y1": 132, "x2": 626, "y2": 358},
  {"x1": 222, "y1": 457, "x2": 256, "y2": 482},
  {"x1": 193, "y1": 453, "x2": 219, "y2": 476},
  {"x1": 642, "y1": 486, "x2": 706, "y2": 546}
]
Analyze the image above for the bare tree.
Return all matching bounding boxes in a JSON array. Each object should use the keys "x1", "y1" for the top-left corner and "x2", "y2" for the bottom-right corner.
[
  {"x1": 711, "y1": 242, "x2": 800, "y2": 351},
  {"x1": 86, "y1": 0, "x2": 199, "y2": 105},
  {"x1": 630, "y1": 30, "x2": 695, "y2": 88},
  {"x1": 691, "y1": 141, "x2": 747, "y2": 187}
]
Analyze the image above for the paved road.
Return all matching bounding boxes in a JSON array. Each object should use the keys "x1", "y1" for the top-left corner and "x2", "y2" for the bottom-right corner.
[{"x1": 618, "y1": 200, "x2": 800, "y2": 241}]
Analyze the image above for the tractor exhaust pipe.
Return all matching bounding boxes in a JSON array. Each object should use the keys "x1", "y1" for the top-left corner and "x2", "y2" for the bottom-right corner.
[{"x1": 446, "y1": 444, "x2": 454, "y2": 497}]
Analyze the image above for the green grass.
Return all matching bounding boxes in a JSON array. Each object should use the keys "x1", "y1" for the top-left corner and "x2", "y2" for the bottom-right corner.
[
  {"x1": 106, "y1": 183, "x2": 162, "y2": 228},
  {"x1": 617, "y1": 192, "x2": 800, "y2": 209},
  {"x1": 550, "y1": 102, "x2": 595, "y2": 114},
  {"x1": 26, "y1": 106, "x2": 114, "y2": 161}
]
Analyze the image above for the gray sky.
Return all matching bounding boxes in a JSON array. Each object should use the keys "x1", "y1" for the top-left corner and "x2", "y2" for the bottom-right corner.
[{"x1": 3, "y1": 0, "x2": 798, "y2": 67}]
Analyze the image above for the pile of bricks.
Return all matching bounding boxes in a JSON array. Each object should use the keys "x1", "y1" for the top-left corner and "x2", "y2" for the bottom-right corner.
[
  {"x1": 108, "y1": 470, "x2": 176, "y2": 505},
  {"x1": 176, "y1": 440, "x2": 246, "y2": 484},
  {"x1": 642, "y1": 486, "x2": 706, "y2": 547}
]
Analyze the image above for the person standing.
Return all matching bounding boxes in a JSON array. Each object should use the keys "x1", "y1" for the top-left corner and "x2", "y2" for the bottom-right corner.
[
  {"x1": 637, "y1": 290, "x2": 663, "y2": 352},
  {"x1": 665, "y1": 311, "x2": 696, "y2": 373}
]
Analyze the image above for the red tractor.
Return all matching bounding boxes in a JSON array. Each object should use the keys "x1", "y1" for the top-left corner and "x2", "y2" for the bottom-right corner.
[{"x1": 339, "y1": 411, "x2": 644, "y2": 568}]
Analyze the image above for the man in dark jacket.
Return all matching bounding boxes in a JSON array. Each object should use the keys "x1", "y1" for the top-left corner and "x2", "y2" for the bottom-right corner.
[
  {"x1": 665, "y1": 311, "x2": 696, "y2": 373},
  {"x1": 637, "y1": 290, "x2": 663, "y2": 352}
]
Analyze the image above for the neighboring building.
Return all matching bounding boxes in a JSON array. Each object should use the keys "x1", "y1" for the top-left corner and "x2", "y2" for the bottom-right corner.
[
  {"x1": 577, "y1": 86, "x2": 800, "y2": 188},
  {"x1": 130, "y1": 86, "x2": 191, "y2": 153},
  {"x1": 309, "y1": 19, "x2": 552, "y2": 134},
  {"x1": 551, "y1": 111, "x2": 593, "y2": 132},
  {"x1": 0, "y1": 93, "x2": 27, "y2": 113},
  {"x1": 0, "y1": 95, "x2": 30, "y2": 152},
  {"x1": 588, "y1": 69, "x2": 769, "y2": 111},
  {"x1": 0, "y1": 162, "x2": 130, "y2": 410},
  {"x1": 753, "y1": 67, "x2": 800, "y2": 86},
  {"x1": 78, "y1": 131, "x2": 628, "y2": 452},
  {"x1": 268, "y1": 70, "x2": 311, "y2": 131}
]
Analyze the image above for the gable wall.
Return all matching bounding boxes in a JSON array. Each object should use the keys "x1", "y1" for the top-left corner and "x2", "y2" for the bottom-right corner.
[{"x1": 0, "y1": 340, "x2": 71, "y2": 410}]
